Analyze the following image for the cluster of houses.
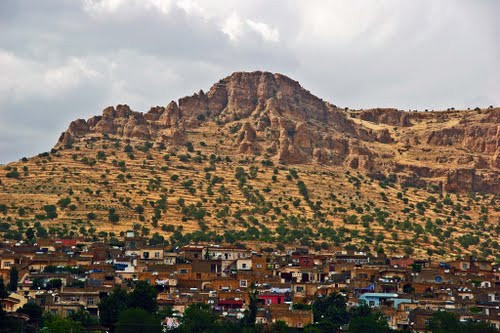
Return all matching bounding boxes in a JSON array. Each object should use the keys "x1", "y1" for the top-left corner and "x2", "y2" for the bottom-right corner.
[{"x1": 0, "y1": 232, "x2": 499, "y2": 331}]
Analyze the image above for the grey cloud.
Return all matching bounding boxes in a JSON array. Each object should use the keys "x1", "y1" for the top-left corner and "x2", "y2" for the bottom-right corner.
[{"x1": 0, "y1": 0, "x2": 499, "y2": 163}]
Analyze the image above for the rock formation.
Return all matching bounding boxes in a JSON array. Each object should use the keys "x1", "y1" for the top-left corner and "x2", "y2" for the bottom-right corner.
[{"x1": 55, "y1": 71, "x2": 499, "y2": 194}]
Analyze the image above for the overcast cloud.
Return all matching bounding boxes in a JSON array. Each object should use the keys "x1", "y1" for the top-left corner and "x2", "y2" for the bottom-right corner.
[{"x1": 1, "y1": 0, "x2": 499, "y2": 163}]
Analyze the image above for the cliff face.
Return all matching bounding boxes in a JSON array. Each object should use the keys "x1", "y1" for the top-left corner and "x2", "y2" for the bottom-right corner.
[{"x1": 57, "y1": 71, "x2": 499, "y2": 193}]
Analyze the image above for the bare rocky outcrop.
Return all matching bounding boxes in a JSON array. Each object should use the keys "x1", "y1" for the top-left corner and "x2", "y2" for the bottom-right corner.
[
  {"x1": 237, "y1": 122, "x2": 259, "y2": 154},
  {"x1": 376, "y1": 129, "x2": 393, "y2": 143},
  {"x1": 358, "y1": 108, "x2": 411, "y2": 127}
]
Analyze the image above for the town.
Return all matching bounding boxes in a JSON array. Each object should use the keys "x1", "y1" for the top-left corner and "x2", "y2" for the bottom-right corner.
[{"x1": 0, "y1": 232, "x2": 498, "y2": 332}]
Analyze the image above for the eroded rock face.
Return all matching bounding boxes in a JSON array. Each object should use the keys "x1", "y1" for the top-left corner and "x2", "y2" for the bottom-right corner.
[
  {"x1": 55, "y1": 71, "x2": 499, "y2": 193},
  {"x1": 359, "y1": 108, "x2": 411, "y2": 127},
  {"x1": 426, "y1": 111, "x2": 499, "y2": 167},
  {"x1": 376, "y1": 129, "x2": 393, "y2": 143},
  {"x1": 237, "y1": 122, "x2": 259, "y2": 154}
]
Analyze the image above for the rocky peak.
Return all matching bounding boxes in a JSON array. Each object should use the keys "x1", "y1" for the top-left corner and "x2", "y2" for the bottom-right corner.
[{"x1": 55, "y1": 71, "x2": 499, "y2": 194}]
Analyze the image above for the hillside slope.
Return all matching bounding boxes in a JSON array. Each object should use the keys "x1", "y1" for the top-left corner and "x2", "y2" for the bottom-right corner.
[{"x1": 0, "y1": 71, "x2": 498, "y2": 260}]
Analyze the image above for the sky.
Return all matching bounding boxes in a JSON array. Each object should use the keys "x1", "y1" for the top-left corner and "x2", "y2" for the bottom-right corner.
[{"x1": 0, "y1": 0, "x2": 499, "y2": 163}]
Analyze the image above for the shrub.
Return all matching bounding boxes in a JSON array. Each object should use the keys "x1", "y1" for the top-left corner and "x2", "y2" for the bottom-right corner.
[
  {"x1": 43, "y1": 205, "x2": 58, "y2": 219},
  {"x1": 57, "y1": 197, "x2": 71, "y2": 209},
  {"x1": 6, "y1": 170, "x2": 20, "y2": 178}
]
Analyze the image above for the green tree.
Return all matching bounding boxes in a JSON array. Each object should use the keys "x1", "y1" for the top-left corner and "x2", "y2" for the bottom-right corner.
[
  {"x1": 0, "y1": 277, "x2": 10, "y2": 298},
  {"x1": 178, "y1": 303, "x2": 219, "y2": 333},
  {"x1": 43, "y1": 204, "x2": 57, "y2": 219},
  {"x1": 57, "y1": 197, "x2": 71, "y2": 209},
  {"x1": 98, "y1": 287, "x2": 129, "y2": 327},
  {"x1": 312, "y1": 292, "x2": 348, "y2": 329},
  {"x1": 128, "y1": 281, "x2": 158, "y2": 313},
  {"x1": 42, "y1": 313, "x2": 83, "y2": 333},
  {"x1": 46, "y1": 279, "x2": 62, "y2": 290},
  {"x1": 348, "y1": 305, "x2": 392, "y2": 333},
  {"x1": 9, "y1": 266, "x2": 18, "y2": 291},
  {"x1": 426, "y1": 311, "x2": 498, "y2": 333},
  {"x1": 17, "y1": 301, "x2": 43, "y2": 332},
  {"x1": 272, "y1": 320, "x2": 290, "y2": 332},
  {"x1": 70, "y1": 307, "x2": 98, "y2": 327},
  {"x1": 115, "y1": 308, "x2": 161, "y2": 333},
  {"x1": 242, "y1": 282, "x2": 258, "y2": 327},
  {"x1": 427, "y1": 311, "x2": 461, "y2": 333},
  {"x1": 108, "y1": 208, "x2": 120, "y2": 224}
]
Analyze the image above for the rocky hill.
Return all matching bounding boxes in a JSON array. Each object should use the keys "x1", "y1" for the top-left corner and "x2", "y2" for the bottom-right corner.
[
  {"x1": 58, "y1": 71, "x2": 499, "y2": 194},
  {"x1": 0, "y1": 71, "x2": 498, "y2": 260}
]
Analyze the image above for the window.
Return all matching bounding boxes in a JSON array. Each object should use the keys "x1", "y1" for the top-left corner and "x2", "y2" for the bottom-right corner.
[
  {"x1": 179, "y1": 269, "x2": 188, "y2": 274},
  {"x1": 296, "y1": 286, "x2": 304, "y2": 292},
  {"x1": 154, "y1": 252, "x2": 160, "y2": 258},
  {"x1": 4, "y1": 262, "x2": 11, "y2": 268},
  {"x1": 242, "y1": 263, "x2": 247, "y2": 269},
  {"x1": 256, "y1": 264, "x2": 262, "y2": 269},
  {"x1": 462, "y1": 263, "x2": 468, "y2": 269},
  {"x1": 240, "y1": 280, "x2": 247, "y2": 287},
  {"x1": 87, "y1": 297, "x2": 94, "y2": 305}
]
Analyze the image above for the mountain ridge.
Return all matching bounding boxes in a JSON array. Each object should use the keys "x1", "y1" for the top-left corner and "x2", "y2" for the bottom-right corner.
[{"x1": 56, "y1": 71, "x2": 499, "y2": 194}]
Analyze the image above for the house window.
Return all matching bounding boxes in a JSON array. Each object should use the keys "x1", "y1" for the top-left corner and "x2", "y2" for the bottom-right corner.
[
  {"x1": 155, "y1": 252, "x2": 160, "y2": 258},
  {"x1": 242, "y1": 263, "x2": 247, "y2": 269},
  {"x1": 240, "y1": 280, "x2": 247, "y2": 287},
  {"x1": 4, "y1": 262, "x2": 11, "y2": 268},
  {"x1": 87, "y1": 298, "x2": 94, "y2": 305},
  {"x1": 462, "y1": 263, "x2": 468, "y2": 269},
  {"x1": 369, "y1": 301, "x2": 375, "y2": 307},
  {"x1": 143, "y1": 252, "x2": 150, "y2": 259},
  {"x1": 179, "y1": 269, "x2": 188, "y2": 274},
  {"x1": 256, "y1": 264, "x2": 262, "y2": 269},
  {"x1": 296, "y1": 286, "x2": 304, "y2": 293}
]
